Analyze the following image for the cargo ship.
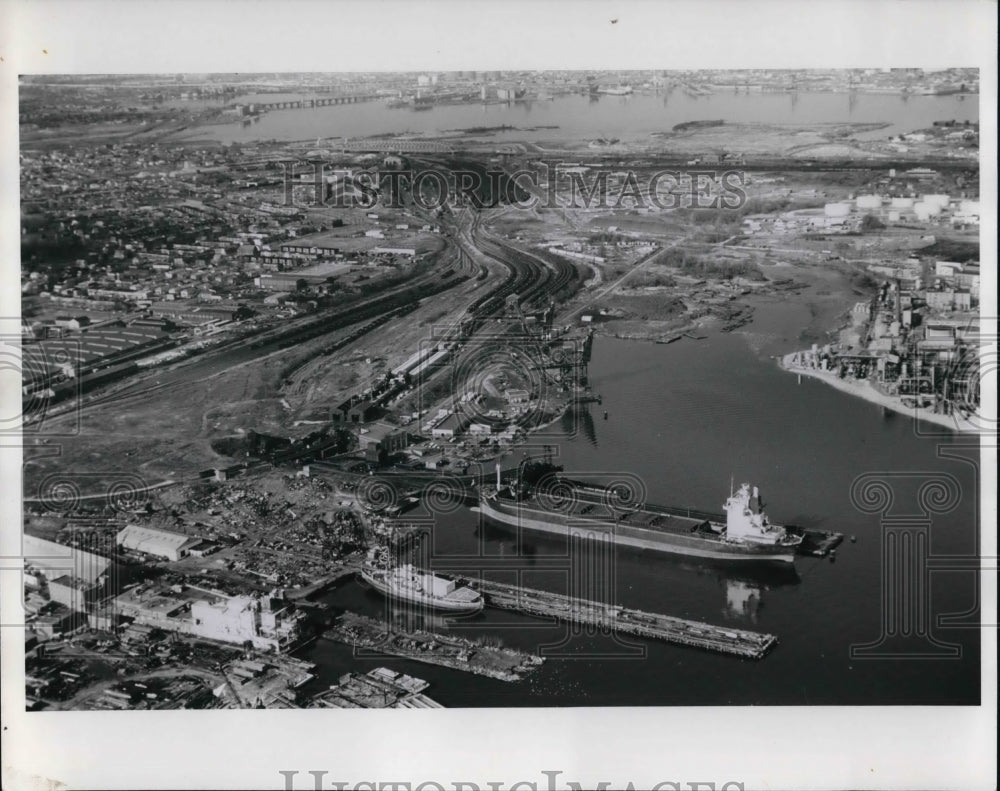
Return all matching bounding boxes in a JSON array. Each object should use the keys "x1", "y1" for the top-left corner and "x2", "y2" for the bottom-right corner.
[
  {"x1": 360, "y1": 549, "x2": 484, "y2": 614},
  {"x1": 476, "y1": 464, "x2": 803, "y2": 563}
]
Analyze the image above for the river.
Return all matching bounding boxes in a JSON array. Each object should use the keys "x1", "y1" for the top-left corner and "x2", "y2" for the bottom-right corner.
[
  {"x1": 298, "y1": 291, "x2": 981, "y2": 706},
  {"x1": 180, "y1": 91, "x2": 978, "y2": 144}
]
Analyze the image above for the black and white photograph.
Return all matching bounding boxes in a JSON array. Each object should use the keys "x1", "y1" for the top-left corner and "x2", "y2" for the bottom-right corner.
[{"x1": 1, "y1": 2, "x2": 995, "y2": 789}]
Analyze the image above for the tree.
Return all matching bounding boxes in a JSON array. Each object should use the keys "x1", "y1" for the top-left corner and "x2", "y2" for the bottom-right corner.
[{"x1": 860, "y1": 214, "x2": 885, "y2": 232}]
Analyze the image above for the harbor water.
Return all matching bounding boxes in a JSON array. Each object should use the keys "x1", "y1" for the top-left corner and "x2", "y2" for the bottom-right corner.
[
  {"x1": 182, "y1": 91, "x2": 978, "y2": 144},
  {"x1": 300, "y1": 293, "x2": 981, "y2": 706}
]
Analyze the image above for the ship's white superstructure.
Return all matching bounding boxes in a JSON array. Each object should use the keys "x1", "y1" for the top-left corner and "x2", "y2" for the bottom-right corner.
[
  {"x1": 361, "y1": 551, "x2": 484, "y2": 614},
  {"x1": 719, "y1": 483, "x2": 791, "y2": 545}
]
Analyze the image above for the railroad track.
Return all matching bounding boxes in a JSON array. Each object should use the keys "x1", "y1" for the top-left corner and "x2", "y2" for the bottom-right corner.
[{"x1": 32, "y1": 262, "x2": 469, "y2": 420}]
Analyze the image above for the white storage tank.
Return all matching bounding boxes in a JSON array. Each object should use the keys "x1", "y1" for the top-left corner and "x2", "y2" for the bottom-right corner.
[
  {"x1": 914, "y1": 202, "x2": 941, "y2": 220},
  {"x1": 891, "y1": 197, "x2": 914, "y2": 209},
  {"x1": 824, "y1": 202, "x2": 852, "y2": 217},
  {"x1": 856, "y1": 194, "x2": 882, "y2": 210},
  {"x1": 922, "y1": 194, "x2": 950, "y2": 209}
]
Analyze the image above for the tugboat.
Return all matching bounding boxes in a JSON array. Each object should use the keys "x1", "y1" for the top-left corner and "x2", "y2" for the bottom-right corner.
[{"x1": 360, "y1": 548, "x2": 484, "y2": 614}]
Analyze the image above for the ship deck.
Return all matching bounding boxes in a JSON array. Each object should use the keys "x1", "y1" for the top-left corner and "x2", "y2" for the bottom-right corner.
[
  {"x1": 509, "y1": 492, "x2": 712, "y2": 537},
  {"x1": 520, "y1": 479, "x2": 845, "y2": 556},
  {"x1": 445, "y1": 587, "x2": 482, "y2": 603}
]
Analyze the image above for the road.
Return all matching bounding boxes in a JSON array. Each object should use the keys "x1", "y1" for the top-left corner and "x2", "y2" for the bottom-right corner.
[{"x1": 561, "y1": 238, "x2": 683, "y2": 321}]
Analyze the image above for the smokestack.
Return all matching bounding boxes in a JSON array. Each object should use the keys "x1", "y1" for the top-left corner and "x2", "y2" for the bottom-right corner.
[{"x1": 496, "y1": 463, "x2": 501, "y2": 489}]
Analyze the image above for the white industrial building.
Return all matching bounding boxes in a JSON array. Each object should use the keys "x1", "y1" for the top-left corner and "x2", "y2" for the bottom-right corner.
[
  {"x1": 48, "y1": 575, "x2": 100, "y2": 612},
  {"x1": 824, "y1": 202, "x2": 852, "y2": 217},
  {"x1": 190, "y1": 593, "x2": 303, "y2": 652},
  {"x1": 116, "y1": 525, "x2": 201, "y2": 562},
  {"x1": 23, "y1": 534, "x2": 114, "y2": 585}
]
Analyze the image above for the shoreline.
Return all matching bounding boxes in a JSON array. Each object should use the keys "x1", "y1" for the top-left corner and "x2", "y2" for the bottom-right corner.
[{"x1": 778, "y1": 353, "x2": 978, "y2": 434}]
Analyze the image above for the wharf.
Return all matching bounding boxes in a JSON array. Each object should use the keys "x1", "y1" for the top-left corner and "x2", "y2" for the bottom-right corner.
[
  {"x1": 286, "y1": 563, "x2": 360, "y2": 600},
  {"x1": 789, "y1": 528, "x2": 844, "y2": 557},
  {"x1": 469, "y1": 578, "x2": 777, "y2": 660},
  {"x1": 323, "y1": 611, "x2": 544, "y2": 682},
  {"x1": 310, "y1": 667, "x2": 444, "y2": 709}
]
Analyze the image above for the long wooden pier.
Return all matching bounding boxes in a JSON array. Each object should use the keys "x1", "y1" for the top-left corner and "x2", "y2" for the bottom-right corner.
[{"x1": 469, "y1": 578, "x2": 777, "y2": 660}]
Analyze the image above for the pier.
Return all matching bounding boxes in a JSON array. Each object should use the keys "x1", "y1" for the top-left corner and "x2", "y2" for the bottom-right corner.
[
  {"x1": 286, "y1": 563, "x2": 360, "y2": 600},
  {"x1": 790, "y1": 528, "x2": 845, "y2": 557},
  {"x1": 324, "y1": 611, "x2": 544, "y2": 682},
  {"x1": 469, "y1": 578, "x2": 777, "y2": 660}
]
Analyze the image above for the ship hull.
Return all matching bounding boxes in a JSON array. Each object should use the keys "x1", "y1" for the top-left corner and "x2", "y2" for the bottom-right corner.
[
  {"x1": 476, "y1": 496, "x2": 797, "y2": 563},
  {"x1": 360, "y1": 570, "x2": 484, "y2": 614}
]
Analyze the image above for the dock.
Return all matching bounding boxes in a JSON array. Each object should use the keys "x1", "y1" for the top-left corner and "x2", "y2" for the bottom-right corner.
[
  {"x1": 310, "y1": 667, "x2": 445, "y2": 709},
  {"x1": 323, "y1": 611, "x2": 544, "y2": 681},
  {"x1": 469, "y1": 578, "x2": 777, "y2": 660},
  {"x1": 789, "y1": 527, "x2": 844, "y2": 557},
  {"x1": 286, "y1": 563, "x2": 362, "y2": 600}
]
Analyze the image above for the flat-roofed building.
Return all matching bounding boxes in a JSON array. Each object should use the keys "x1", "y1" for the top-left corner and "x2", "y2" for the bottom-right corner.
[
  {"x1": 190, "y1": 593, "x2": 304, "y2": 652},
  {"x1": 356, "y1": 422, "x2": 409, "y2": 463},
  {"x1": 23, "y1": 534, "x2": 114, "y2": 585},
  {"x1": 431, "y1": 413, "x2": 469, "y2": 439},
  {"x1": 115, "y1": 585, "x2": 191, "y2": 629},
  {"x1": 258, "y1": 261, "x2": 353, "y2": 292},
  {"x1": 505, "y1": 388, "x2": 530, "y2": 404},
  {"x1": 48, "y1": 575, "x2": 100, "y2": 612}
]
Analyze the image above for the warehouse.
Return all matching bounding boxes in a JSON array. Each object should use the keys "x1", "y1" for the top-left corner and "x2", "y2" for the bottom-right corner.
[
  {"x1": 23, "y1": 534, "x2": 115, "y2": 585},
  {"x1": 48, "y1": 575, "x2": 101, "y2": 612},
  {"x1": 257, "y1": 261, "x2": 353, "y2": 292},
  {"x1": 116, "y1": 525, "x2": 202, "y2": 562}
]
